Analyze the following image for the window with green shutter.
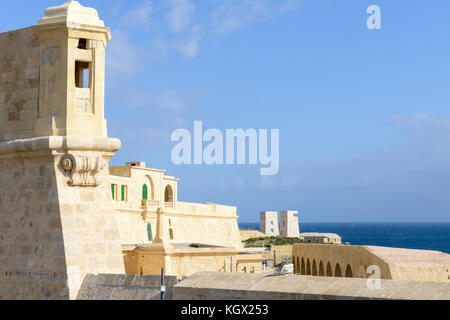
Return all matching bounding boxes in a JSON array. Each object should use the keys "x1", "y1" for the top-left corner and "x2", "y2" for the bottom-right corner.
[
  {"x1": 121, "y1": 185, "x2": 126, "y2": 202},
  {"x1": 142, "y1": 184, "x2": 148, "y2": 200},
  {"x1": 111, "y1": 184, "x2": 115, "y2": 200}
]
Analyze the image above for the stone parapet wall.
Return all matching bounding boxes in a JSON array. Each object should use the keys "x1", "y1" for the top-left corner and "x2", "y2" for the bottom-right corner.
[{"x1": 77, "y1": 274, "x2": 178, "y2": 300}]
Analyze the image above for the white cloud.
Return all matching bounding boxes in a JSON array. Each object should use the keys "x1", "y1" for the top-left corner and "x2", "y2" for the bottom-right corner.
[
  {"x1": 211, "y1": 0, "x2": 273, "y2": 34},
  {"x1": 258, "y1": 175, "x2": 299, "y2": 190},
  {"x1": 210, "y1": 0, "x2": 302, "y2": 34},
  {"x1": 113, "y1": 86, "x2": 201, "y2": 112},
  {"x1": 118, "y1": 1, "x2": 153, "y2": 29},
  {"x1": 175, "y1": 37, "x2": 200, "y2": 59},
  {"x1": 164, "y1": 0, "x2": 195, "y2": 33},
  {"x1": 280, "y1": 0, "x2": 303, "y2": 13},
  {"x1": 108, "y1": 3, "x2": 154, "y2": 77},
  {"x1": 152, "y1": 90, "x2": 188, "y2": 111},
  {"x1": 107, "y1": 31, "x2": 144, "y2": 77}
]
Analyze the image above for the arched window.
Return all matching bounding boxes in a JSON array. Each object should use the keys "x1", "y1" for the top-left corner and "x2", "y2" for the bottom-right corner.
[
  {"x1": 165, "y1": 185, "x2": 174, "y2": 202},
  {"x1": 142, "y1": 184, "x2": 148, "y2": 200},
  {"x1": 345, "y1": 265, "x2": 353, "y2": 278},
  {"x1": 147, "y1": 223, "x2": 153, "y2": 242}
]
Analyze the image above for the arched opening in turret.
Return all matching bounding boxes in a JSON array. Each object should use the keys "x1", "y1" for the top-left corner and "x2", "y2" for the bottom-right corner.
[{"x1": 165, "y1": 185, "x2": 174, "y2": 203}]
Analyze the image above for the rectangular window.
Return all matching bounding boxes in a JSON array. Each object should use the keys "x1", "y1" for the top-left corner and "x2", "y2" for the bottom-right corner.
[
  {"x1": 75, "y1": 61, "x2": 90, "y2": 88},
  {"x1": 78, "y1": 38, "x2": 88, "y2": 50},
  {"x1": 111, "y1": 184, "x2": 116, "y2": 200},
  {"x1": 121, "y1": 185, "x2": 128, "y2": 202}
]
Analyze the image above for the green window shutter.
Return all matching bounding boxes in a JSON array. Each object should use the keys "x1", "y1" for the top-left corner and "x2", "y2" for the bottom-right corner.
[
  {"x1": 142, "y1": 184, "x2": 148, "y2": 200},
  {"x1": 111, "y1": 184, "x2": 115, "y2": 200},
  {"x1": 121, "y1": 185, "x2": 125, "y2": 201},
  {"x1": 147, "y1": 223, "x2": 153, "y2": 241}
]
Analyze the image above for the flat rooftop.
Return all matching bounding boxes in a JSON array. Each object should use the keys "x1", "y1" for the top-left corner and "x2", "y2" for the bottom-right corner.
[
  {"x1": 173, "y1": 272, "x2": 450, "y2": 300},
  {"x1": 365, "y1": 246, "x2": 450, "y2": 267},
  {"x1": 300, "y1": 233, "x2": 342, "y2": 239}
]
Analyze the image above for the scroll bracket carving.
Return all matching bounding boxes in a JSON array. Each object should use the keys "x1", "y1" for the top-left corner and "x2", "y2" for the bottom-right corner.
[{"x1": 60, "y1": 153, "x2": 105, "y2": 187}]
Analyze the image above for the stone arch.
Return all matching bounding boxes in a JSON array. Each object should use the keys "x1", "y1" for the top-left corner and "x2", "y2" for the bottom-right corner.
[
  {"x1": 306, "y1": 258, "x2": 311, "y2": 275},
  {"x1": 296, "y1": 257, "x2": 300, "y2": 274},
  {"x1": 165, "y1": 185, "x2": 174, "y2": 202},
  {"x1": 301, "y1": 258, "x2": 306, "y2": 275},
  {"x1": 146, "y1": 175, "x2": 155, "y2": 200},
  {"x1": 335, "y1": 263, "x2": 342, "y2": 277},
  {"x1": 312, "y1": 260, "x2": 318, "y2": 276},
  {"x1": 319, "y1": 261, "x2": 325, "y2": 276},
  {"x1": 345, "y1": 264, "x2": 353, "y2": 278},
  {"x1": 326, "y1": 262, "x2": 333, "y2": 277}
]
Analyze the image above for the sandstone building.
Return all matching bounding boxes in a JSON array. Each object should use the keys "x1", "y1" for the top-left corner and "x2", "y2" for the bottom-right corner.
[
  {"x1": 280, "y1": 210, "x2": 300, "y2": 238},
  {"x1": 260, "y1": 211, "x2": 280, "y2": 237}
]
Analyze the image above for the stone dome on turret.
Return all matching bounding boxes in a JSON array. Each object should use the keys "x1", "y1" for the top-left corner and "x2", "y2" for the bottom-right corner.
[{"x1": 38, "y1": 1, "x2": 105, "y2": 27}]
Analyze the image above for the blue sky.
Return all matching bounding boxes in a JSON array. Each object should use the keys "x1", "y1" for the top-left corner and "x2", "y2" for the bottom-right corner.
[{"x1": 2, "y1": 0, "x2": 450, "y2": 222}]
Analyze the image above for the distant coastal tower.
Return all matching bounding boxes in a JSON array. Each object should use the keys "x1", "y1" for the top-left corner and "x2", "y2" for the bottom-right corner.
[
  {"x1": 260, "y1": 211, "x2": 280, "y2": 236},
  {"x1": 280, "y1": 211, "x2": 300, "y2": 238},
  {"x1": 0, "y1": 1, "x2": 124, "y2": 300}
]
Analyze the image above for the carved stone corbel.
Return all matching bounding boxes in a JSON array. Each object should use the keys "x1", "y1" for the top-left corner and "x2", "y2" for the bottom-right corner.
[{"x1": 60, "y1": 153, "x2": 105, "y2": 187}]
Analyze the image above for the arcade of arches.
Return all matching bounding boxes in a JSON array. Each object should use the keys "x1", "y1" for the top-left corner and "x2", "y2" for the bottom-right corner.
[{"x1": 291, "y1": 243, "x2": 450, "y2": 282}]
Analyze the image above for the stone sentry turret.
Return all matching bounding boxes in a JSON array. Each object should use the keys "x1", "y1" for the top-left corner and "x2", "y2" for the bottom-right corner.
[{"x1": 0, "y1": 2, "x2": 124, "y2": 300}]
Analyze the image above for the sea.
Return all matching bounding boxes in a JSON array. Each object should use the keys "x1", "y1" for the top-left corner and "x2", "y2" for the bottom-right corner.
[{"x1": 239, "y1": 222, "x2": 450, "y2": 254}]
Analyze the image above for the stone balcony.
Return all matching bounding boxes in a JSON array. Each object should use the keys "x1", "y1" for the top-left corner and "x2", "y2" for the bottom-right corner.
[
  {"x1": 141, "y1": 200, "x2": 161, "y2": 210},
  {"x1": 165, "y1": 202, "x2": 175, "y2": 209}
]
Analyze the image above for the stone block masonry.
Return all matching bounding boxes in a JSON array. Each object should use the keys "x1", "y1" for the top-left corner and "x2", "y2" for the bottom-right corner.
[
  {"x1": 0, "y1": 137, "x2": 126, "y2": 300},
  {"x1": 0, "y1": 27, "x2": 40, "y2": 142}
]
